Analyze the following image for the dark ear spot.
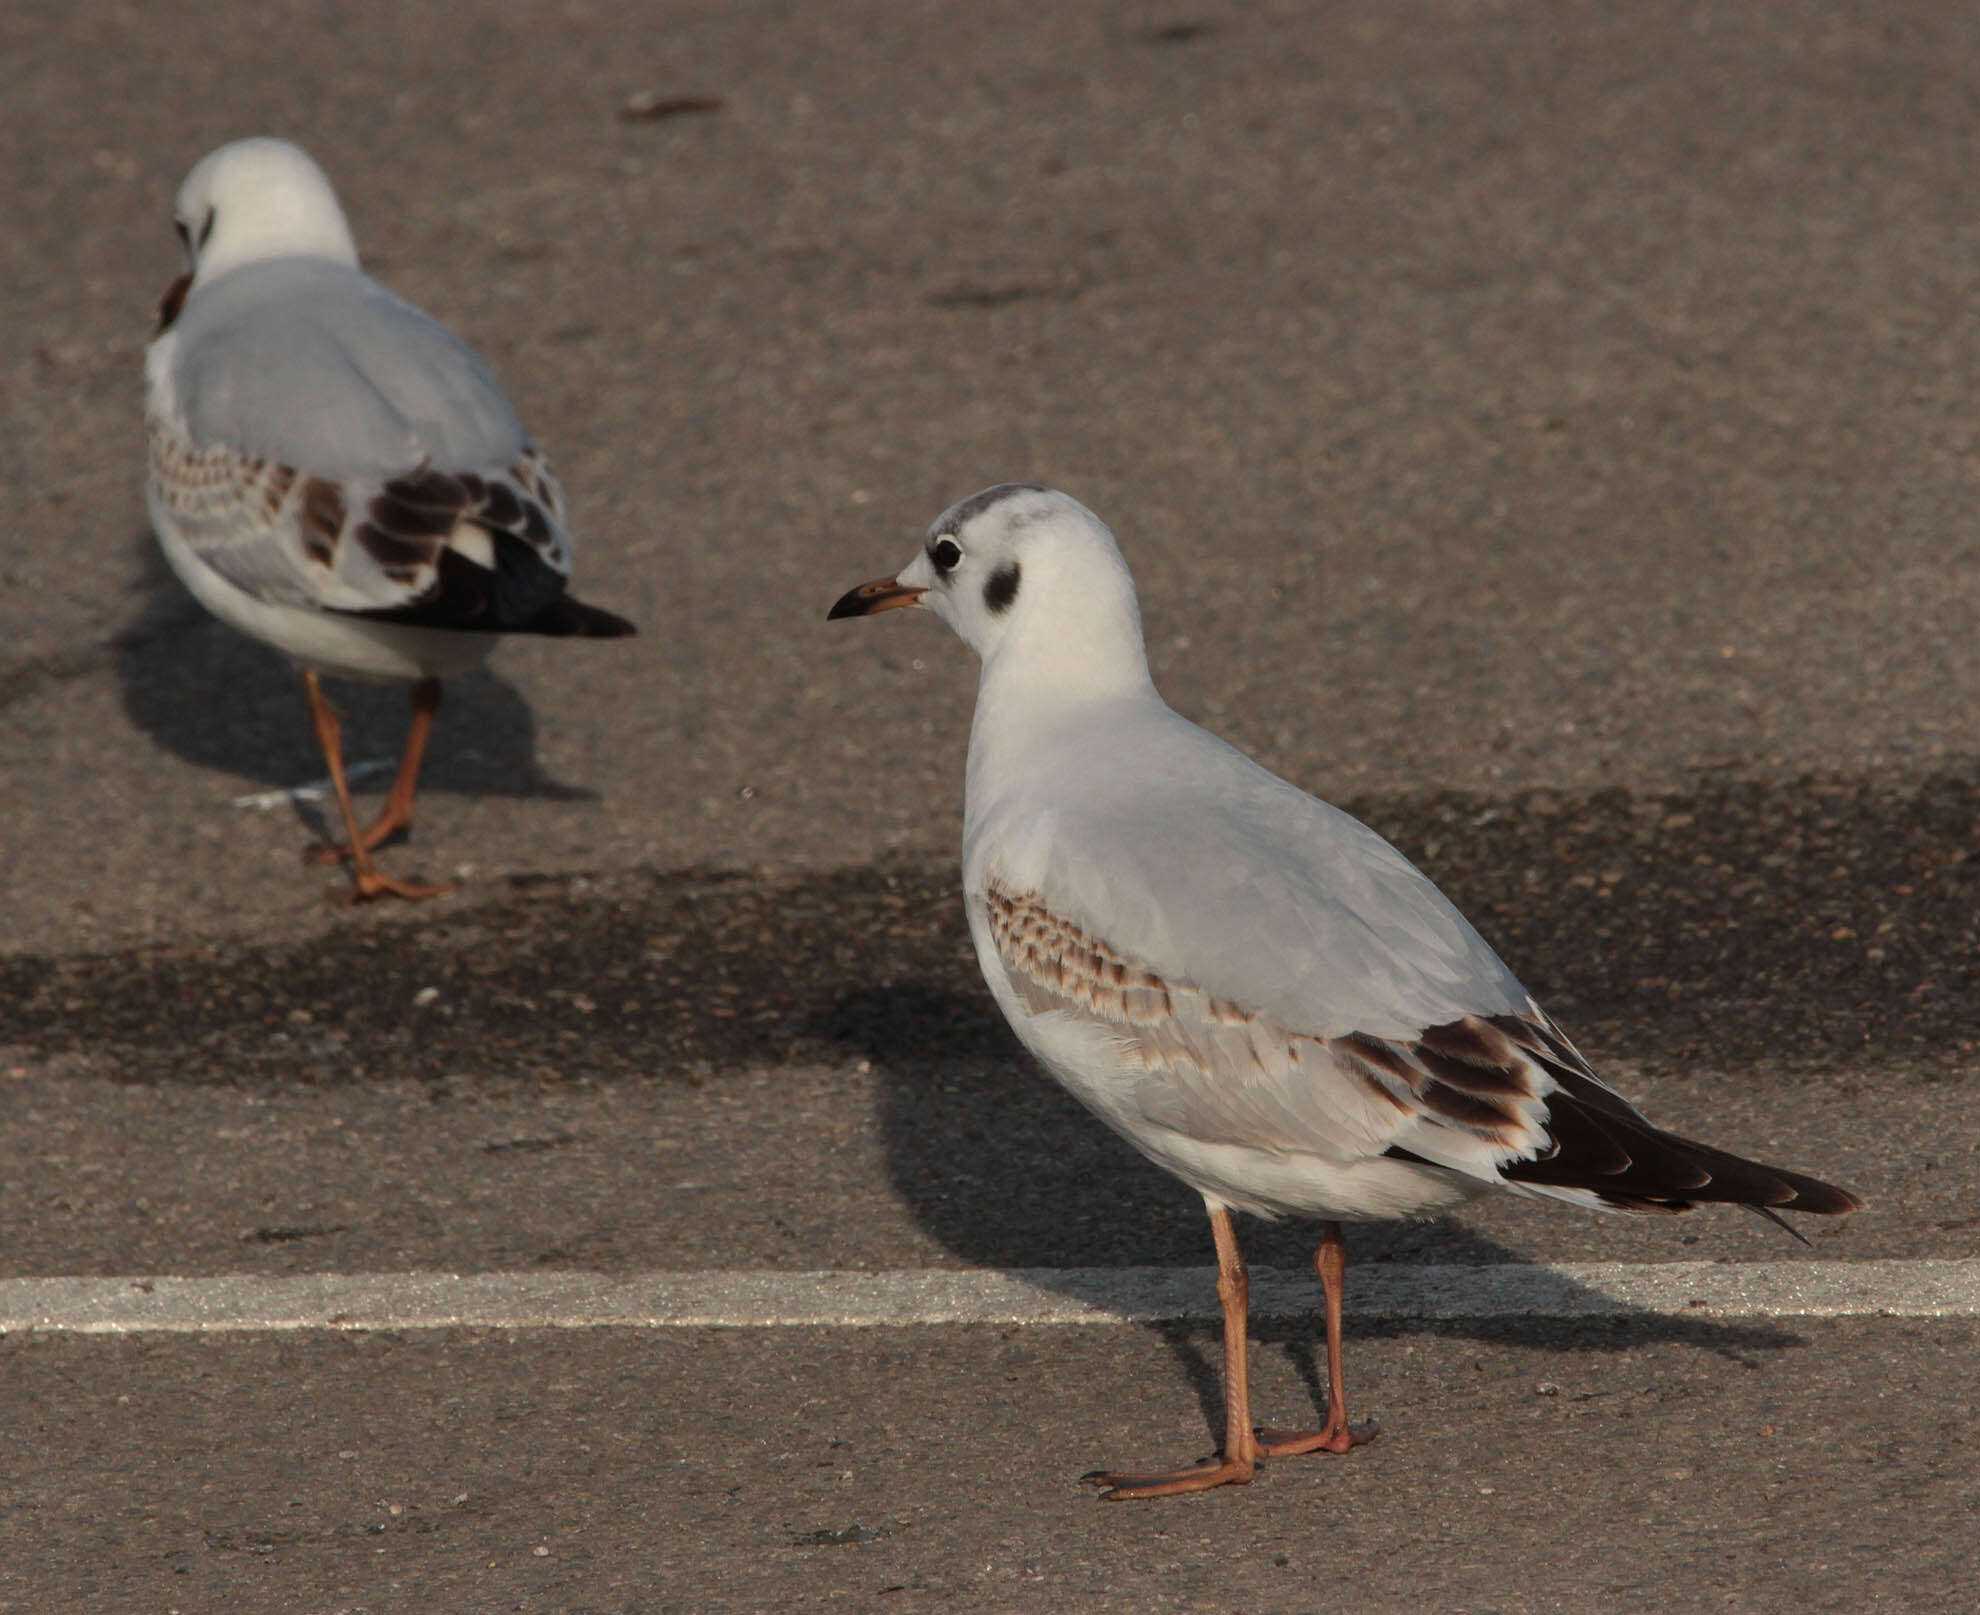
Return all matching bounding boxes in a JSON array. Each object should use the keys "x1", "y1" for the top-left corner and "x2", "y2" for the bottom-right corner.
[
  {"x1": 155, "y1": 271, "x2": 192, "y2": 334},
  {"x1": 983, "y1": 561, "x2": 1021, "y2": 615}
]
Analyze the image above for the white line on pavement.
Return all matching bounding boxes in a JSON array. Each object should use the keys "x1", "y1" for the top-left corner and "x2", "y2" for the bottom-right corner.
[
  {"x1": 229, "y1": 756, "x2": 393, "y2": 810},
  {"x1": 1, "y1": 1258, "x2": 1975, "y2": 1335}
]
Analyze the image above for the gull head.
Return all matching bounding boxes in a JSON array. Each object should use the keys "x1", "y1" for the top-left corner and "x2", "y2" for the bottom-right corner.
[
  {"x1": 171, "y1": 137, "x2": 360, "y2": 289},
  {"x1": 829, "y1": 484, "x2": 1149, "y2": 691}
]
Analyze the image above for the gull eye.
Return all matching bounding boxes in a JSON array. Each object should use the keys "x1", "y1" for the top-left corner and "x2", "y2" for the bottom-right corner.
[
  {"x1": 930, "y1": 535, "x2": 963, "y2": 572},
  {"x1": 197, "y1": 207, "x2": 217, "y2": 250}
]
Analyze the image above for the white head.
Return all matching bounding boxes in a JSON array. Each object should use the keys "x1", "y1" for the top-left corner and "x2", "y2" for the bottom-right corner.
[
  {"x1": 829, "y1": 484, "x2": 1154, "y2": 702},
  {"x1": 171, "y1": 137, "x2": 360, "y2": 288}
]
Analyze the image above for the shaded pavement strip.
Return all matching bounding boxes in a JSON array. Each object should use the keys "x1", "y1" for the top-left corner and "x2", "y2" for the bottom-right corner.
[
  {"x1": 2, "y1": 1258, "x2": 1975, "y2": 1333},
  {"x1": 6, "y1": 771, "x2": 1980, "y2": 1093}
]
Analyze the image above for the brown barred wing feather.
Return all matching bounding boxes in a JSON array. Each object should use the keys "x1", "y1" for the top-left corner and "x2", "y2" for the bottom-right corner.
[
  {"x1": 339, "y1": 453, "x2": 629, "y2": 637},
  {"x1": 982, "y1": 884, "x2": 1550, "y2": 1166}
]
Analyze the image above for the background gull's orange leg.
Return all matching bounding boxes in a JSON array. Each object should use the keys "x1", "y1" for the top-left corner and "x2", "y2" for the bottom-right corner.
[
  {"x1": 1084, "y1": 1203, "x2": 1260, "y2": 1500},
  {"x1": 1255, "y1": 1220, "x2": 1381, "y2": 1457},
  {"x1": 306, "y1": 677, "x2": 443, "y2": 865},
  {"x1": 301, "y1": 671, "x2": 453, "y2": 904}
]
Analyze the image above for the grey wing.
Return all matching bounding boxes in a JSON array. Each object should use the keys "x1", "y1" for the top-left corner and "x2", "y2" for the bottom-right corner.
[
  {"x1": 152, "y1": 256, "x2": 577, "y2": 621},
  {"x1": 984, "y1": 885, "x2": 1862, "y2": 1213},
  {"x1": 975, "y1": 737, "x2": 1863, "y2": 1216},
  {"x1": 978, "y1": 713, "x2": 1534, "y2": 1045},
  {"x1": 980, "y1": 882, "x2": 1559, "y2": 1181},
  {"x1": 171, "y1": 257, "x2": 528, "y2": 479}
]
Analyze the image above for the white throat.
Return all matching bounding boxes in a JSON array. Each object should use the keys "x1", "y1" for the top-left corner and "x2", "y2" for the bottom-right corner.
[{"x1": 964, "y1": 574, "x2": 1159, "y2": 836}]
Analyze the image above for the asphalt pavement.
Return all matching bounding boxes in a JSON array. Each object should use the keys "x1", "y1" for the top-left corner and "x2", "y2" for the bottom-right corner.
[{"x1": 3, "y1": 2, "x2": 1978, "y2": 1610}]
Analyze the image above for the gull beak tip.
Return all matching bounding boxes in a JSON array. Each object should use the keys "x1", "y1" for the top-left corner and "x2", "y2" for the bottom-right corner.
[{"x1": 828, "y1": 577, "x2": 926, "y2": 621}]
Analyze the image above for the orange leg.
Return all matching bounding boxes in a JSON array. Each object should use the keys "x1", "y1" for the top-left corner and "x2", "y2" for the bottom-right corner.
[
  {"x1": 300, "y1": 671, "x2": 453, "y2": 904},
  {"x1": 305, "y1": 676, "x2": 443, "y2": 866},
  {"x1": 1084, "y1": 1204, "x2": 1260, "y2": 1499},
  {"x1": 1254, "y1": 1220, "x2": 1380, "y2": 1457}
]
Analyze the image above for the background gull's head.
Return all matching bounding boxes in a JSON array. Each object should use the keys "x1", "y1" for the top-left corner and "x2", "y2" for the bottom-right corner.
[{"x1": 173, "y1": 136, "x2": 360, "y2": 288}]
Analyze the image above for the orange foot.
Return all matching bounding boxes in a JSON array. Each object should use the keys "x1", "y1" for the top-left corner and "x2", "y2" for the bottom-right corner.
[
  {"x1": 1255, "y1": 1418, "x2": 1380, "y2": 1457},
  {"x1": 306, "y1": 835, "x2": 386, "y2": 867},
  {"x1": 335, "y1": 869, "x2": 456, "y2": 905},
  {"x1": 1082, "y1": 1453, "x2": 1257, "y2": 1501},
  {"x1": 302, "y1": 813, "x2": 412, "y2": 867}
]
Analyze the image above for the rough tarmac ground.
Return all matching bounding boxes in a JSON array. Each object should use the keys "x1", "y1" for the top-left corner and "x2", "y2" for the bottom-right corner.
[
  {"x1": 5, "y1": 1322, "x2": 1977, "y2": 1613},
  {"x1": 3, "y1": 1, "x2": 1979, "y2": 1610}
]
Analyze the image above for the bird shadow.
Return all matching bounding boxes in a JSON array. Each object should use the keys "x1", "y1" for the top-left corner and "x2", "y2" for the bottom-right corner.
[
  {"x1": 114, "y1": 530, "x2": 593, "y2": 824},
  {"x1": 826, "y1": 981, "x2": 1808, "y2": 1453}
]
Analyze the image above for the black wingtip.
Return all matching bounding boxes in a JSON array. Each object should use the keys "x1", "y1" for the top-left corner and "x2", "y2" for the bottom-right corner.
[
  {"x1": 1748, "y1": 1169, "x2": 1865, "y2": 1219},
  {"x1": 343, "y1": 517, "x2": 637, "y2": 639},
  {"x1": 530, "y1": 596, "x2": 638, "y2": 638},
  {"x1": 1492, "y1": 1040, "x2": 1866, "y2": 1221}
]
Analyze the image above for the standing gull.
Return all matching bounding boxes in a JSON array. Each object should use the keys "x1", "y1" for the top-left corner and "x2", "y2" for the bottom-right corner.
[
  {"x1": 830, "y1": 484, "x2": 1862, "y2": 1500},
  {"x1": 145, "y1": 137, "x2": 635, "y2": 902}
]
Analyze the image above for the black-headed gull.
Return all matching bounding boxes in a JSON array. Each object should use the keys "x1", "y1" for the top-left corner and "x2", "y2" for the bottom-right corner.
[
  {"x1": 145, "y1": 137, "x2": 635, "y2": 902},
  {"x1": 831, "y1": 483, "x2": 1861, "y2": 1499}
]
